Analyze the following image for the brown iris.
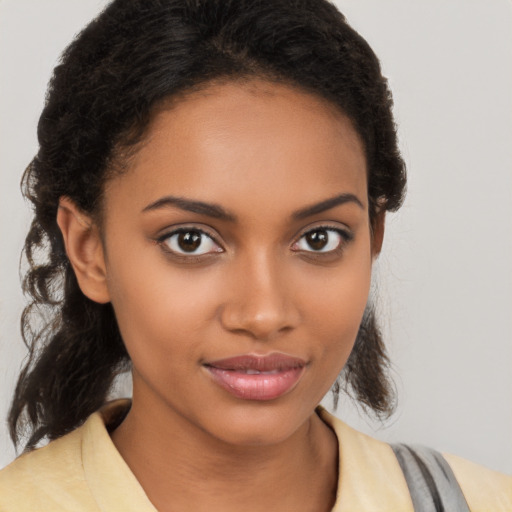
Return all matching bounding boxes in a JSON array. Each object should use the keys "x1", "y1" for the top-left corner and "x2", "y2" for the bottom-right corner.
[
  {"x1": 177, "y1": 231, "x2": 202, "y2": 252},
  {"x1": 305, "y1": 229, "x2": 328, "y2": 251}
]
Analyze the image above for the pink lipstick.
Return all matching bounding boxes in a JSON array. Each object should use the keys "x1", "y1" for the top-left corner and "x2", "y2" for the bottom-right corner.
[{"x1": 204, "y1": 353, "x2": 306, "y2": 401}]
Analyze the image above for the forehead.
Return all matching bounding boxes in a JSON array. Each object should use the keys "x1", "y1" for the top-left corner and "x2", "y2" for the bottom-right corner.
[{"x1": 106, "y1": 80, "x2": 368, "y2": 217}]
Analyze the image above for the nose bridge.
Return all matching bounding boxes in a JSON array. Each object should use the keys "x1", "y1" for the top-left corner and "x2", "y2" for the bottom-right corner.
[{"x1": 220, "y1": 247, "x2": 298, "y2": 340}]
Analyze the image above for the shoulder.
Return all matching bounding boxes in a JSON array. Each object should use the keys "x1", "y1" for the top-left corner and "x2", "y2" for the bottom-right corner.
[
  {"x1": 318, "y1": 407, "x2": 512, "y2": 512},
  {"x1": 0, "y1": 400, "x2": 136, "y2": 512},
  {"x1": 444, "y1": 452, "x2": 512, "y2": 511},
  {"x1": 0, "y1": 423, "x2": 99, "y2": 511}
]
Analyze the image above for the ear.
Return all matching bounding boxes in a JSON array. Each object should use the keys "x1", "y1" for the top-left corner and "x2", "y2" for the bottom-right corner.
[
  {"x1": 371, "y1": 209, "x2": 385, "y2": 259},
  {"x1": 56, "y1": 197, "x2": 110, "y2": 304}
]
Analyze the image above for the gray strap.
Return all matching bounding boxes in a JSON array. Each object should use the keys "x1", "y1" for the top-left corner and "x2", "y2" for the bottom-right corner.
[{"x1": 391, "y1": 443, "x2": 470, "y2": 512}]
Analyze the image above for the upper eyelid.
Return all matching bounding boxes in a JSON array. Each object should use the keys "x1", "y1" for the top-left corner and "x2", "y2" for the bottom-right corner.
[
  {"x1": 157, "y1": 225, "x2": 221, "y2": 243},
  {"x1": 293, "y1": 223, "x2": 353, "y2": 242}
]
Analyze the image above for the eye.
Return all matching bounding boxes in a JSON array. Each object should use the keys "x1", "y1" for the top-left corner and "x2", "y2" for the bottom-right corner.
[
  {"x1": 293, "y1": 227, "x2": 349, "y2": 253},
  {"x1": 159, "y1": 228, "x2": 223, "y2": 256}
]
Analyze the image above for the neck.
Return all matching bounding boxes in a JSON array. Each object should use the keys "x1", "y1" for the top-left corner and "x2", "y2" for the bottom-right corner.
[{"x1": 111, "y1": 389, "x2": 338, "y2": 512}]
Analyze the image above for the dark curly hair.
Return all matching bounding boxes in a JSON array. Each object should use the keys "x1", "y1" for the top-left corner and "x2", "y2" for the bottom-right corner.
[{"x1": 9, "y1": 0, "x2": 406, "y2": 451}]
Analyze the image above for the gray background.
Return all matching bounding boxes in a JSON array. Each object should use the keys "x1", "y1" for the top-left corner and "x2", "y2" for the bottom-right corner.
[{"x1": 1, "y1": 0, "x2": 511, "y2": 473}]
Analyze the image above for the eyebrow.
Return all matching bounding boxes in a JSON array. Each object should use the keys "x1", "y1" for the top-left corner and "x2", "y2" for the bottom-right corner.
[
  {"x1": 142, "y1": 192, "x2": 364, "y2": 222},
  {"x1": 142, "y1": 195, "x2": 236, "y2": 221},
  {"x1": 292, "y1": 193, "x2": 364, "y2": 220}
]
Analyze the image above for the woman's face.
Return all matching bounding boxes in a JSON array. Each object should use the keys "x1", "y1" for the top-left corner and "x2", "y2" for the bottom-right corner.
[{"x1": 98, "y1": 80, "x2": 378, "y2": 446}]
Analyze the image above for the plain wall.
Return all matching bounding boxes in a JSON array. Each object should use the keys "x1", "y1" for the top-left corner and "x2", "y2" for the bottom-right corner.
[{"x1": 1, "y1": 0, "x2": 511, "y2": 473}]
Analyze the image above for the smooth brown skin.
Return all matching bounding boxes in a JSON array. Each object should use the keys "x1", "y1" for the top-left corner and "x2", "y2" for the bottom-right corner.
[{"x1": 57, "y1": 80, "x2": 384, "y2": 512}]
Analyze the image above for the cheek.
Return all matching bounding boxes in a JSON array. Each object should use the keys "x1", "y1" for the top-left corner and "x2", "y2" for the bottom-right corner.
[
  {"x1": 298, "y1": 247, "x2": 373, "y2": 363},
  {"x1": 105, "y1": 248, "x2": 224, "y2": 362}
]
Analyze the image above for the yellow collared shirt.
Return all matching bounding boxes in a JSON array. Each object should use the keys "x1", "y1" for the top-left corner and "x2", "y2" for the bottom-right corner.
[{"x1": 1, "y1": 401, "x2": 510, "y2": 511}]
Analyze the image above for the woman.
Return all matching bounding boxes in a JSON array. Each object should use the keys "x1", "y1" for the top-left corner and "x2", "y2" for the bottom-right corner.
[{"x1": 0, "y1": 0, "x2": 510, "y2": 510}]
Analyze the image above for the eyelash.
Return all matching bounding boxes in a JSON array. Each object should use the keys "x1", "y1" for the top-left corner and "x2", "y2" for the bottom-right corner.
[
  {"x1": 156, "y1": 224, "x2": 353, "y2": 261},
  {"x1": 157, "y1": 227, "x2": 223, "y2": 260},
  {"x1": 291, "y1": 225, "x2": 354, "y2": 257}
]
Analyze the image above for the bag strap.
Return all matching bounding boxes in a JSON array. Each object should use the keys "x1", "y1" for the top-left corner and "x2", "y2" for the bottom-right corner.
[{"x1": 390, "y1": 443, "x2": 471, "y2": 512}]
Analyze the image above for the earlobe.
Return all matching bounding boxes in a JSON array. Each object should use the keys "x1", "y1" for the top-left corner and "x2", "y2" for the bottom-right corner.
[
  {"x1": 56, "y1": 197, "x2": 110, "y2": 304},
  {"x1": 371, "y1": 210, "x2": 386, "y2": 259}
]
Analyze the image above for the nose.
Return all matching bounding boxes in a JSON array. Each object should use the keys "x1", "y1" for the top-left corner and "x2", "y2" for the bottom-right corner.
[{"x1": 219, "y1": 252, "x2": 300, "y2": 341}]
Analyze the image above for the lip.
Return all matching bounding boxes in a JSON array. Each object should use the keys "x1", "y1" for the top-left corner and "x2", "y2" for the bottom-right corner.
[{"x1": 203, "y1": 353, "x2": 307, "y2": 401}]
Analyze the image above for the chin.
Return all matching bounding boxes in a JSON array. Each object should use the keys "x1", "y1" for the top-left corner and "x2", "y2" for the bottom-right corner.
[{"x1": 201, "y1": 399, "x2": 315, "y2": 448}]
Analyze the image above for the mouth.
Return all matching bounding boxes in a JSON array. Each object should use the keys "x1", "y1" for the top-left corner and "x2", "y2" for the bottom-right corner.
[{"x1": 203, "y1": 353, "x2": 307, "y2": 401}]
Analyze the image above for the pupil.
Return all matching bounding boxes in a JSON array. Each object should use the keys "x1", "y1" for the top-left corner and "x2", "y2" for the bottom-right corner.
[
  {"x1": 178, "y1": 231, "x2": 201, "y2": 252},
  {"x1": 306, "y1": 230, "x2": 328, "y2": 250}
]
